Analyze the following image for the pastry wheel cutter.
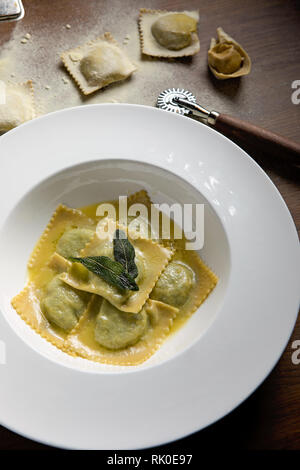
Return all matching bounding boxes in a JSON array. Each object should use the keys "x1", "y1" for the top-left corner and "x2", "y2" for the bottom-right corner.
[{"x1": 157, "y1": 88, "x2": 300, "y2": 164}]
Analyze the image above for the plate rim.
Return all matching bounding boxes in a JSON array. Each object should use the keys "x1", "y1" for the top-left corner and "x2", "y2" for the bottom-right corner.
[{"x1": 0, "y1": 103, "x2": 299, "y2": 449}]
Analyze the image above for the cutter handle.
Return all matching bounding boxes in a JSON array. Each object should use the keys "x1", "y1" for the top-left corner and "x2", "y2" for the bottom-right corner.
[{"x1": 214, "y1": 113, "x2": 300, "y2": 164}]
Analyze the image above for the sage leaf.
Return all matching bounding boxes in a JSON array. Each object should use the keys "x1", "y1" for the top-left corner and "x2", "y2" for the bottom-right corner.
[
  {"x1": 69, "y1": 256, "x2": 139, "y2": 291},
  {"x1": 113, "y1": 229, "x2": 138, "y2": 279}
]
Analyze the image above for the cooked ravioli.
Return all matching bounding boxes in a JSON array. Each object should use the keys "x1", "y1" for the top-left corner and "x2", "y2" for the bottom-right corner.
[
  {"x1": 11, "y1": 191, "x2": 218, "y2": 366},
  {"x1": 56, "y1": 227, "x2": 94, "y2": 258},
  {"x1": 11, "y1": 257, "x2": 90, "y2": 348},
  {"x1": 151, "y1": 260, "x2": 194, "y2": 306},
  {"x1": 139, "y1": 9, "x2": 200, "y2": 58},
  {"x1": 41, "y1": 275, "x2": 89, "y2": 331},
  {"x1": 165, "y1": 250, "x2": 218, "y2": 330},
  {"x1": 60, "y1": 220, "x2": 173, "y2": 313},
  {"x1": 61, "y1": 32, "x2": 136, "y2": 95},
  {"x1": 27, "y1": 204, "x2": 95, "y2": 284},
  {"x1": 11, "y1": 205, "x2": 94, "y2": 348},
  {"x1": 12, "y1": 284, "x2": 68, "y2": 349},
  {"x1": 0, "y1": 81, "x2": 36, "y2": 132},
  {"x1": 64, "y1": 296, "x2": 178, "y2": 365},
  {"x1": 94, "y1": 299, "x2": 148, "y2": 350}
]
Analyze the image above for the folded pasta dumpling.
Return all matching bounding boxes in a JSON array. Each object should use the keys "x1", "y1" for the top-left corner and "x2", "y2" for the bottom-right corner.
[
  {"x1": 64, "y1": 296, "x2": 178, "y2": 365},
  {"x1": 61, "y1": 32, "x2": 136, "y2": 95},
  {"x1": 208, "y1": 27, "x2": 251, "y2": 79},
  {"x1": 60, "y1": 220, "x2": 173, "y2": 313}
]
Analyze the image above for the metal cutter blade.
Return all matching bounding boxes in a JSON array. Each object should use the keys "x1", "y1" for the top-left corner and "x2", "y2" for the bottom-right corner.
[
  {"x1": 157, "y1": 88, "x2": 219, "y2": 125},
  {"x1": 157, "y1": 88, "x2": 196, "y2": 116}
]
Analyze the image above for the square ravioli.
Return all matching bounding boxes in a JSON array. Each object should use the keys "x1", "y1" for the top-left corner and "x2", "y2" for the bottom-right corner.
[
  {"x1": 150, "y1": 250, "x2": 218, "y2": 327},
  {"x1": 61, "y1": 32, "x2": 137, "y2": 95},
  {"x1": 139, "y1": 9, "x2": 200, "y2": 58},
  {"x1": 28, "y1": 204, "x2": 95, "y2": 279},
  {"x1": 11, "y1": 255, "x2": 91, "y2": 350},
  {"x1": 10, "y1": 191, "x2": 218, "y2": 366},
  {"x1": 60, "y1": 220, "x2": 174, "y2": 313},
  {"x1": 64, "y1": 296, "x2": 178, "y2": 366},
  {"x1": 0, "y1": 80, "x2": 36, "y2": 132}
]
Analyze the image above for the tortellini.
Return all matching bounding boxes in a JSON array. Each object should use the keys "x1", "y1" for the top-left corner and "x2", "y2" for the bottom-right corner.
[
  {"x1": 151, "y1": 13, "x2": 197, "y2": 50},
  {"x1": 94, "y1": 300, "x2": 148, "y2": 350},
  {"x1": 151, "y1": 261, "x2": 194, "y2": 307},
  {"x1": 208, "y1": 27, "x2": 251, "y2": 79},
  {"x1": 41, "y1": 276, "x2": 89, "y2": 331},
  {"x1": 208, "y1": 43, "x2": 242, "y2": 74},
  {"x1": 56, "y1": 227, "x2": 94, "y2": 258}
]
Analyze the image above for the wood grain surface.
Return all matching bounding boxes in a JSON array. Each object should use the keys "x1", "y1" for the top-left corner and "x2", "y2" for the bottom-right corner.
[{"x1": 0, "y1": 0, "x2": 299, "y2": 451}]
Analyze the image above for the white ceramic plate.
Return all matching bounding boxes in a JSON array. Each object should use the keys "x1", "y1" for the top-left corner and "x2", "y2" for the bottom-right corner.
[{"x1": 0, "y1": 104, "x2": 299, "y2": 449}]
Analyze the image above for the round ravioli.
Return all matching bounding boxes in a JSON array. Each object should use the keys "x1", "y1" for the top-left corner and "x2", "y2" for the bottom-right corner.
[
  {"x1": 95, "y1": 300, "x2": 148, "y2": 350},
  {"x1": 151, "y1": 13, "x2": 197, "y2": 50},
  {"x1": 56, "y1": 227, "x2": 94, "y2": 258},
  {"x1": 41, "y1": 276, "x2": 88, "y2": 331},
  {"x1": 151, "y1": 261, "x2": 194, "y2": 306}
]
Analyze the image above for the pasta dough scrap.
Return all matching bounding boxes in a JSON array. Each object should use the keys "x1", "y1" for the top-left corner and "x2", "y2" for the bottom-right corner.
[
  {"x1": 60, "y1": 220, "x2": 174, "y2": 313},
  {"x1": 0, "y1": 81, "x2": 36, "y2": 132},
  {"x1": 139, "y1": 9, "x2": 200, "y2": 58},
  {"x1": 61, "y1": 32, "x2": 137, "y2": 95},
  {"x1": 47, "y1": 252, "x2": 72, "y2": 273},
  {"x1": 64, "y1": 296, "x2": 178, "y2": 366}
]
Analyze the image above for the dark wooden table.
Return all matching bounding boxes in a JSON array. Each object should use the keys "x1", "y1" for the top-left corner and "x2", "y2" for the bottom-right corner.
[{"x1": 0, "y1": 0, "x2": 299, "y2": 451}]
